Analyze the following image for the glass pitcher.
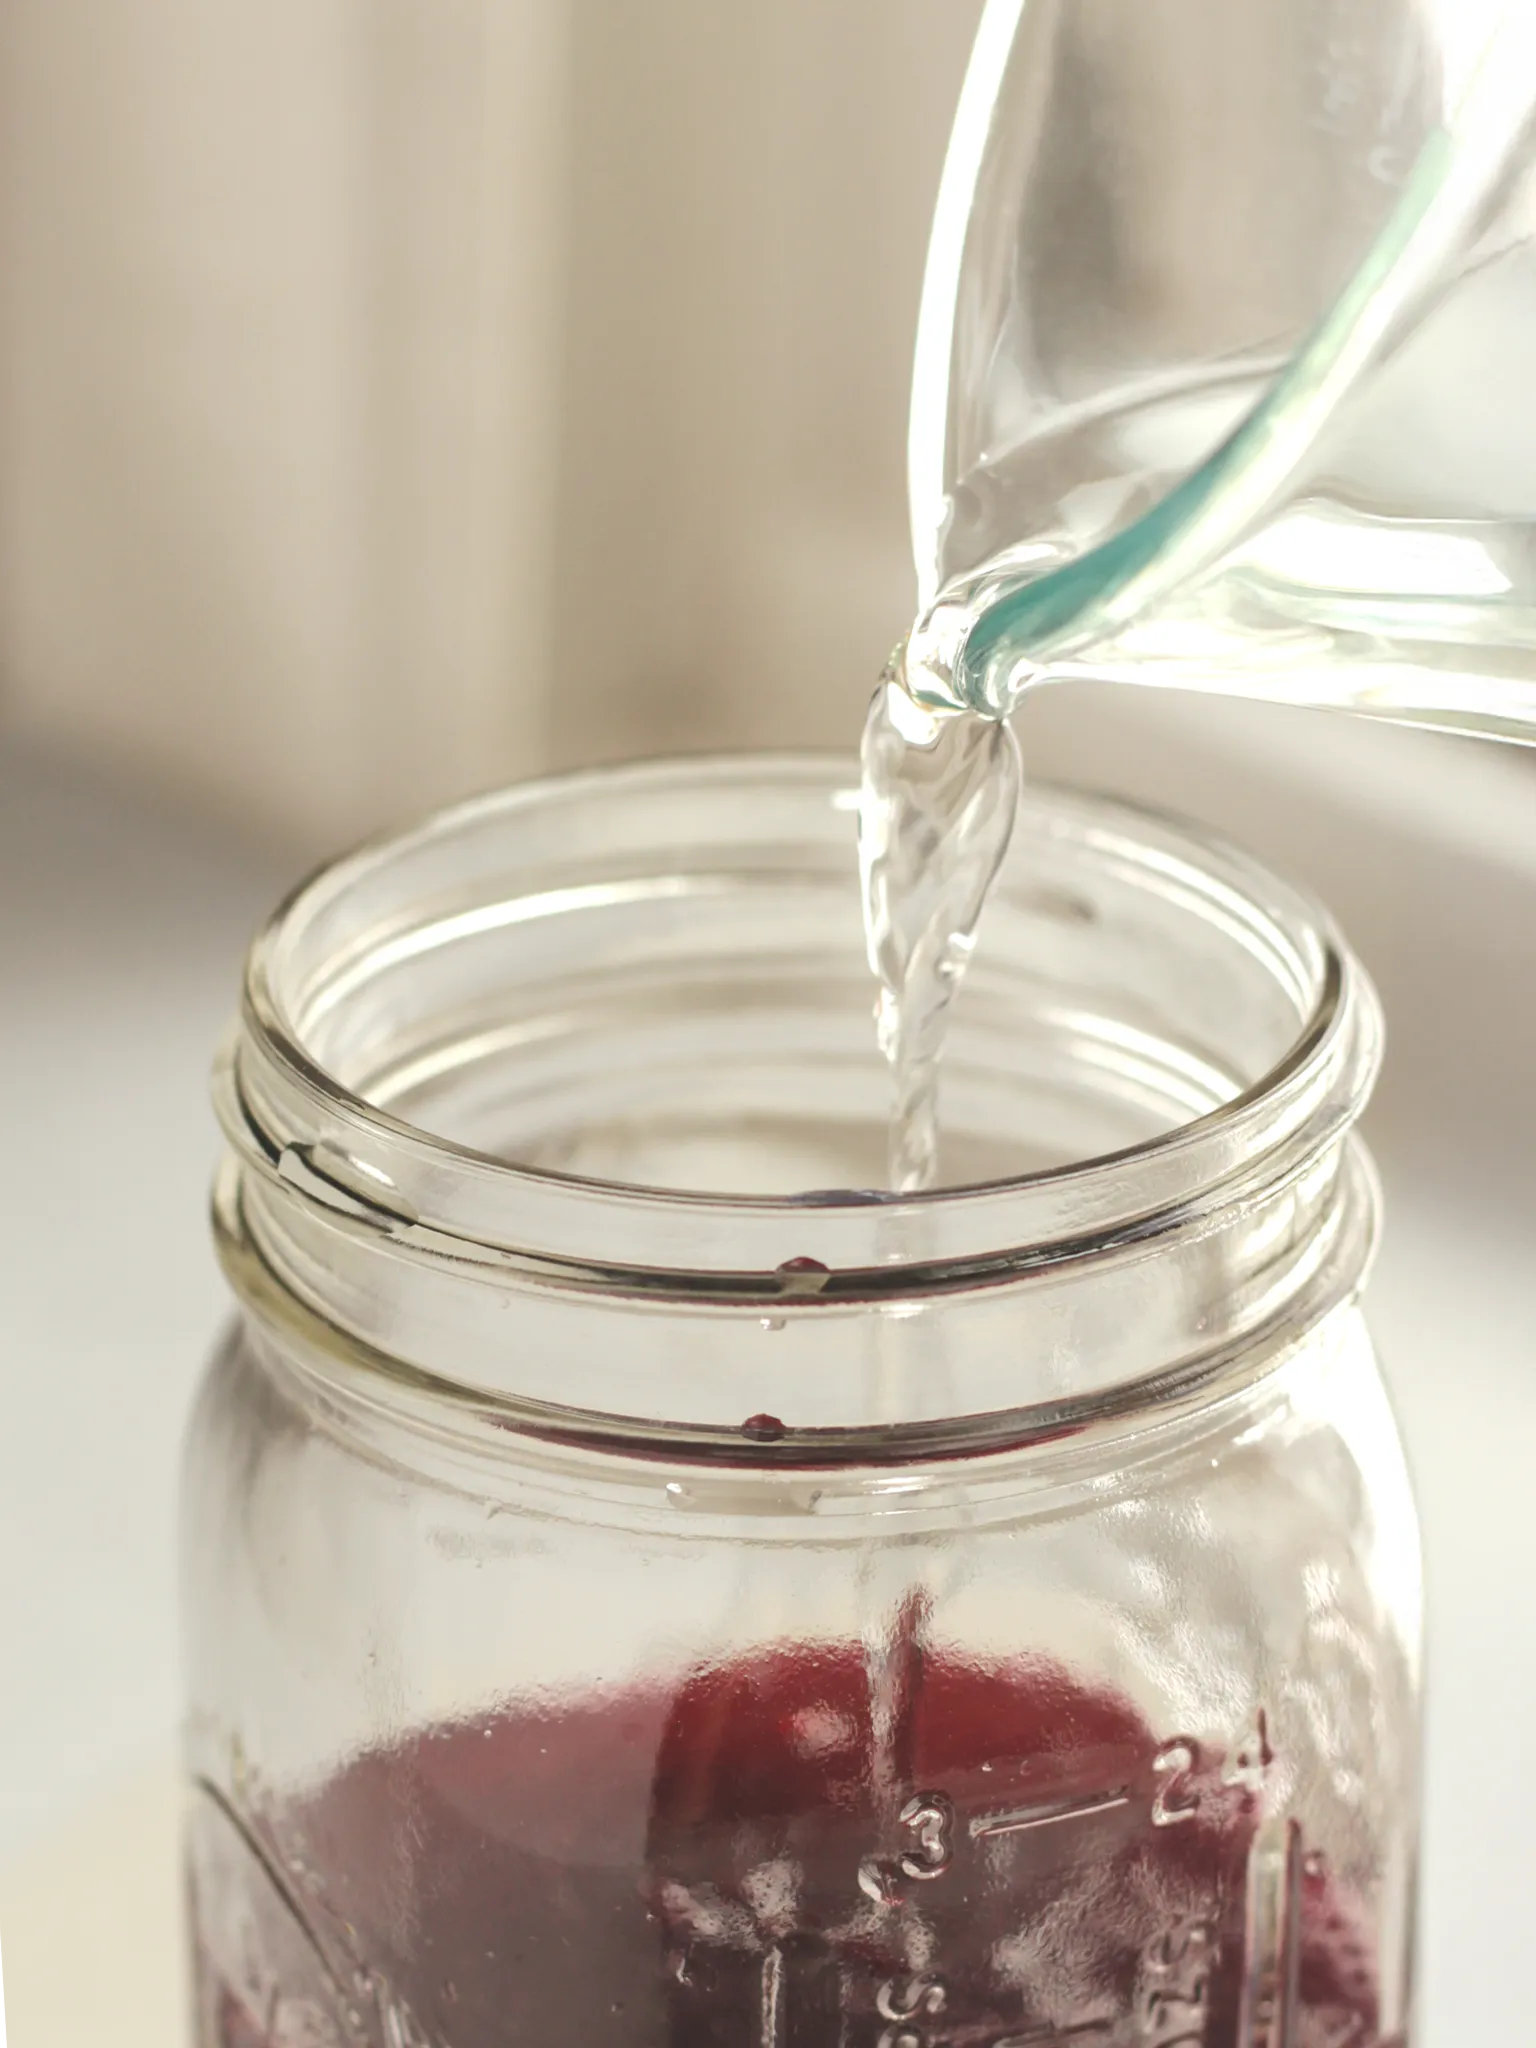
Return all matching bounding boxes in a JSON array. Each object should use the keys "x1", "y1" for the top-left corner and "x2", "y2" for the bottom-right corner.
[
  {"x1": 902, "y1": 0, "x2": 1536, "y2": 743},
  {"x1": 184, "y1": 755, "x2": 1420, "y2": 2048}
]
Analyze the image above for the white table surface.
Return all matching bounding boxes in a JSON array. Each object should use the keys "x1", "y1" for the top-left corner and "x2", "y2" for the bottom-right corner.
[
  {"x1": 1, "y1": 709, "x2": 1532, "y2": 2045},
  {"x1": 0, "y1": 747, "x2": 283, "y2": 2046}
]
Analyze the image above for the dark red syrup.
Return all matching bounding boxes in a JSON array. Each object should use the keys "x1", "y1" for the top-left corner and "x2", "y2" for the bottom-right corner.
[{"x1": 190, "y1": 1643, "x2": 1395, "y2": 2047}]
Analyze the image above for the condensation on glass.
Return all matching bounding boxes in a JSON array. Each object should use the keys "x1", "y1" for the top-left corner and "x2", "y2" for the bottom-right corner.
[{"x1": 183, "y1": 756, "x2": 1422, "y2": 2048}]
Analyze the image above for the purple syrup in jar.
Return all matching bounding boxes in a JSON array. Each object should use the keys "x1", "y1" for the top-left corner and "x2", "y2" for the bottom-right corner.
[{"x1": 190, "y1": 1645, "x2": 1393, "y2": 2047}]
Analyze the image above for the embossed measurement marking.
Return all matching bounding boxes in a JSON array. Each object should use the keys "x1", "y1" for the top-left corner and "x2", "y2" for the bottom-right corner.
[
  {"x1": 787, "y1": 1706, "x2": 1276, "y2": 2048},
  {"x1": 1238, "y1": 1817, "x2": 1301, "y2": 2048},
  {"x1": 900, "y1": 1793, "x2": 957, "y2": 1877},
  {"x1": 1151, "y1": 1739, "x2": 1200, "y2": 1826},
  {"x1": 760, "y1": 1946, "x2": 786, "y2": 2048},
  {"x1": 969, "y1": 1788, "x2": 1131, "y2": 1839},
  {"x1": 994, "y1": 2023, "x2": 1113, "y2": 2045},
  {"x1": 876, "y1": 1973, "x2": 948, "y2": 2048}
]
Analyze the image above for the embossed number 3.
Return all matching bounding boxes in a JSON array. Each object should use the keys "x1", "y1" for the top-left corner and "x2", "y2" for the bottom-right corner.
[
  {"x1": 897, "y1": 1793, "x2": 954, "y2": 1880},
  {"x1": 877, "y1": 1972, "x2": 946, "y2": 2048}
]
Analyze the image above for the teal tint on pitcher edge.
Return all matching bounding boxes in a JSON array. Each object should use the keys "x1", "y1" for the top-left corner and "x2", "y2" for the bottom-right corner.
[{"x1": 910, "y1": 0, "x2": 1536, "y2": 741}]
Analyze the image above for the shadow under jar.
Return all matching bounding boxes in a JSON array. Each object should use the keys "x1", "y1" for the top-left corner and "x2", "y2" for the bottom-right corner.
[{"x1": 184, "y1": 755, "x2": 1421, "y2": 2048}]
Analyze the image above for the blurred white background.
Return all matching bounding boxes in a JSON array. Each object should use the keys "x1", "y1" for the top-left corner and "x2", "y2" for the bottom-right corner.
[
  {"x1": 0, "y1": 2, "x2": 1531, "y2": 2043},
  {"x1": 0, "y1": 0, "x2": 967, "y2": 844}
]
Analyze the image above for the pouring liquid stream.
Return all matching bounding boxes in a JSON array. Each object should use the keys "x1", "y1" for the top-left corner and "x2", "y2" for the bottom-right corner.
[
  {"x1": 856, "y1": 6, "x2": 1536, "y2": 1120},
  {"x1": 857, "y1": 667, "x2": 1021, "y2": 1196},
  {"x1": 862, "y1": 113, "x2": 1536, "y2": 1196}
]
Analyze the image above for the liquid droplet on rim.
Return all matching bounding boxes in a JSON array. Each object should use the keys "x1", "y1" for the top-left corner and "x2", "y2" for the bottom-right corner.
[
  {"x1": 760, "y1": 1316, "x2": 786, "y2": 1332},
  {"x1": 741, "y1": 1413, "x2": 787, "y2": 1443},
  {"x1": 775, "y1": 1256, "x2": 831, "y2": 1295}
]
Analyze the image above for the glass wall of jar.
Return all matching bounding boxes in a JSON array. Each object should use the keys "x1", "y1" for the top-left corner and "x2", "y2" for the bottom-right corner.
[{"x1": 183, "y1": 755, "x2": 1421, "y2": 2048}]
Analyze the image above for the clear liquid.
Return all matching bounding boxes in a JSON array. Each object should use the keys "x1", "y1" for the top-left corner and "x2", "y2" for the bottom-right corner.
[
  {"x1": 856, "y1": 669, "x2": 1020, "y2": 1194},
  {"x1": 908, "y1": 243, "x2": 1536, "y2": 739},
  {"x1": 862, "y1": 240, "x2": 1536, "y2": 1196}
]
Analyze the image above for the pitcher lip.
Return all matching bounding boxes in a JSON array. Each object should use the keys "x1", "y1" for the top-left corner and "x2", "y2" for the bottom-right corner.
[{"x1": 217, "y1": 751, "x2": 1380, "y2": 1303}]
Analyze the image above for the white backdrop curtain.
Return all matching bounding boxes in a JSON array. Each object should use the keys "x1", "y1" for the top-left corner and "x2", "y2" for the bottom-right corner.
[{"x1": 0, "y1": 0, "x2": 977, "y2": 849}]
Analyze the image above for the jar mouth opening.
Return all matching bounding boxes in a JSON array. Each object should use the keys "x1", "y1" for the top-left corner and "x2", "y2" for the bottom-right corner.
[{"x1": 220, "y1": 754, "x2": 1378, "y2": 1298}]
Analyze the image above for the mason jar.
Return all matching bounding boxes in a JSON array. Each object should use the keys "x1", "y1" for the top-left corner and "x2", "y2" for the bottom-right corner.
[{"x1": 182, "y1": 755, "x2": 1420, "y2": 2048}]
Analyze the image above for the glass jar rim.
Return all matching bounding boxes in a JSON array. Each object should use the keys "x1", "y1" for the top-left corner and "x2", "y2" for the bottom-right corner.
[{"x1": 217, "y1": 753, "x2": 1379, "y2": 1305}]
